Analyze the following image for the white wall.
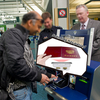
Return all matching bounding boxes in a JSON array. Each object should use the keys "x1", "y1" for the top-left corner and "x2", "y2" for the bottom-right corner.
[{"x1": 52, "y1": 0, "x2": 70, "y2": 29}]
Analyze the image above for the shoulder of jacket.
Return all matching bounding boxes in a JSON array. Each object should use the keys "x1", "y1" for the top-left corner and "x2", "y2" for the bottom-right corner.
[
  {"x1": 89, "y1": 19, "x2": 100, "y2": 24},
  {"x1": 72, "y1": 23, "x2": 80, "y2": 27},
  {"x1": 6, "y1": 28, "x2": 25, "y2": 42},
  {"x1": 10, "y1": 28, "x2": 22, "y2": 33},
  {"x1": 89, "y1": 19, "x2": 99, "y2": 22},
  {"x1": 53, "y1": 25, "x2": 62, "y2": 29},
  {"x1": 40, "y1": 29, "x2": 46, "y2": 34}
]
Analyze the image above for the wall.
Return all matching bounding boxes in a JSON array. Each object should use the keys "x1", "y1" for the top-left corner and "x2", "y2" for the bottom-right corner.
[{"x1": 52, "y1": 0, "x2": 70, "y2": 29}]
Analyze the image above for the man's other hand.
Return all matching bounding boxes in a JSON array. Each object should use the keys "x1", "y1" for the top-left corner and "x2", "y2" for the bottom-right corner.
[{"x1": 37, "y1": 54, "x2": 52, "y2": 66}]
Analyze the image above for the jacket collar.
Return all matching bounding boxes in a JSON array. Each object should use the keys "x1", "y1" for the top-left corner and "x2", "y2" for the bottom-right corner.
[
  {"x1": 15, "y1": 24, "x2": 29, "y2": 35},
  {"x1": 44, "y1": 25, "x2": 54, "y2": 32},
  {"x1": 15, "y1": 24, "x2": 31, "y2": 44}
]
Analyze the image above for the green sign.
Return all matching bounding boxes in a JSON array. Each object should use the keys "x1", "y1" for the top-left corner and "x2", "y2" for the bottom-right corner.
[
  {"x1": 58, "y1": 8, "x2": 67, "y2": 18},
  {"x1": 0, "y1": 25, "x2": 6, "y2": 32}
]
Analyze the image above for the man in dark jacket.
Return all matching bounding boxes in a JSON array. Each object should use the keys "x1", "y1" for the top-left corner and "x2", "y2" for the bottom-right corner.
[
  {"x1": 38, "y1": 12, "x2": 62, "y2": 100},
  {"x1": 0, "y1": 11, "x2": 57, "y2": 100},
  {"x1": 38, "y1": 12, "x2": 62, "y2": 44}
]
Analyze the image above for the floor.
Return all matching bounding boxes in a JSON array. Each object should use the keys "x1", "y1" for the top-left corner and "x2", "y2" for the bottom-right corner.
[
  {"x1": 30, "y1": 37, "x2": 48, "y2": 100},
  {"x1": 32, "y1": 82, "x2": 48, "y2": 100}
]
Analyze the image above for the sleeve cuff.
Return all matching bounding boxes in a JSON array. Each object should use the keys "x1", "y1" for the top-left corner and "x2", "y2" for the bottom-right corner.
[
  {"x1": 36, "y1": 72, "x2": 42, "y2": 82},
  {"x1": 46, "y1": 73, "x2": 51, "y2": 78}
]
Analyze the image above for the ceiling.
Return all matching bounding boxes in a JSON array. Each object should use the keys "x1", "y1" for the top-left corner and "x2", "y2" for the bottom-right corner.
[
  {"x1": 0, "y1": 0, "x2": 48, "y2": 23},
  {"x1": 0, "y1": 0, "x2": 100, "y2": 23},
  {"x1": 0, "y1": 0, "x2": 48, "y2": 16},
  {"x1": 69, "y1": 0, "x2": 100, "y2": 16}
]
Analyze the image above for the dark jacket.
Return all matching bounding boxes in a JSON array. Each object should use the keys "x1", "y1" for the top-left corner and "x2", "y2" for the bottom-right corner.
[
  {"x1": 38, "y1": 25, "x2": 62, "y2": 44},
  {"x1": 0, "y1": 24, "x2": 51, "y2": 90}
]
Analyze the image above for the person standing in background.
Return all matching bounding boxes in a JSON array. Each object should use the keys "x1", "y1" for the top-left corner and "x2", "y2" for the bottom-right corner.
[
  {"x1": 0, "y1": 30, "x2": 3, "y2": 35},
  {"x1": 38, "y1": 12, "x2": 62, "y2": 44},
  {"x1": 71, "y1": 4, "x2": 100, "y2": 62}
]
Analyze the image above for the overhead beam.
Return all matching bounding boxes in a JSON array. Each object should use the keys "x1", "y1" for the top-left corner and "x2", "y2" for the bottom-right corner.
[
  {"x1": 85, "y1": 0, "x2": 91, "y2": 5},
  {"x1": 0, "y1": 6, "x2": 26, "y2": 9},
  {"x1": 22, "y1": 0, "x2": 34, "y2": 11},
  {"x1": 41, "y1": 0, "x2": 44, "y2": 7},
  {"x1": 0, "y1": 0, "x2": 17, "y2": 2},
  {"x1": 41, "y1": 0, "x2": 49, "y2": 10},
  {"x1": 31, "y1": 0, "x2": 45, "y2": 12},
  {"x1": 0, "y1": 1, "x2": 20, "y2": 5}
]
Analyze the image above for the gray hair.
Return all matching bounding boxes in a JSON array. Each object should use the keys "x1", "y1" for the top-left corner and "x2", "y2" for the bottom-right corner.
[
  {"x1": 32, "y1": 19, "x2": 36, "y2": 25},
  {"x1": 76, "y1": 4, "x2": 88, "y2": 11},
  {"x1": 22, "y1": 12, "x2": 37, "y2": 24}
]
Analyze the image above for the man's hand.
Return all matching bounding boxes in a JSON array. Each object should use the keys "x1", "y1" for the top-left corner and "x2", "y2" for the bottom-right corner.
[
  {"x1": 37, "y1": 54, "x2": 52, "y2": 66},
  {"x1": 51, "y1": 74, "x2": 58, "y2": 81},
  {"x1": 40, "y1": 74, "x2": 50, "y2": 85},
  {"x1": 40, "y1": 74, "x2": 58, "y2": 85}
]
